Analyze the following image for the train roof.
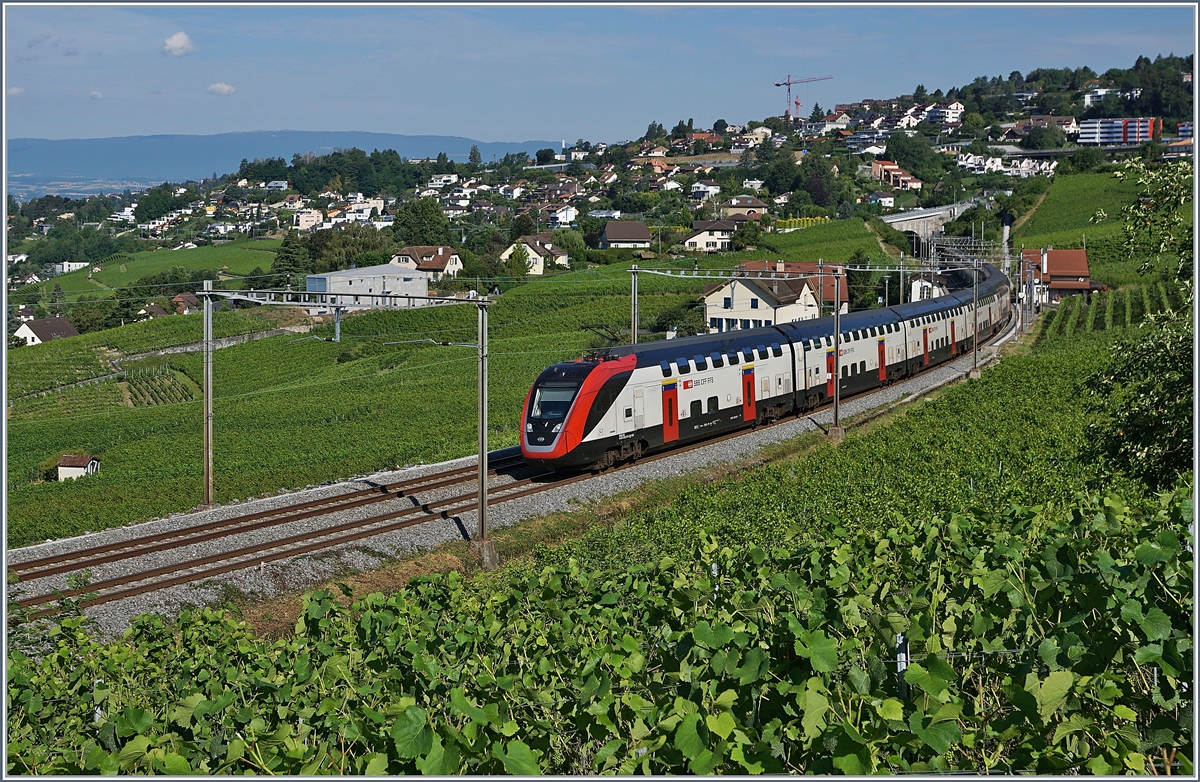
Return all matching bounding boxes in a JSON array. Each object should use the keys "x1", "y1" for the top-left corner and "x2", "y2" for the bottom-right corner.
[{"x1": 595, "y1": 263, "x2": 1008, "y2": 365}]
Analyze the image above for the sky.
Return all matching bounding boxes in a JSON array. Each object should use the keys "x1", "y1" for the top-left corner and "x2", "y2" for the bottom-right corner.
[{"x1": 4, "y1": 4, "x2": 1195, "y2": 143}]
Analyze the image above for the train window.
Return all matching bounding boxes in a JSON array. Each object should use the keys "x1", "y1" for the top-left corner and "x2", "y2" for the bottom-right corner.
[
  {"x1": 841, "y1": 365, "x2": 849, "y2": 378},
  {"x1": 660, "y1": 360, "x2": 672, "y2": 378},
  {"x1": 710, "y1": 353, "x2": 724, "y2": 368},
  {"x1": 727, "y1": 350, "x2": 740, "y2": 364},
  {"x1": 690, "y1": 400, "x2": 702, "y2": 419},
  {"x1": 860, "y1": 360, "x2": 866, "y2": 374},
  {"x1": 707, "y1": 396, "x2": 718, "y2": 414},
  {"x1": 756, "y1": 345, "x2": 767, "y2": 360},
  {"x1": 676, "y1": 358, "x2": 691, "y2": 375},
  {"x1": 694, "y1": 355, "x2": 709, "y2": 371},
  {"x1": 771, "y1": 342, "x2": 782, "y2": 357},
  {"x1": 624, "y1": 407, "x2": 633, "y2": 419}
]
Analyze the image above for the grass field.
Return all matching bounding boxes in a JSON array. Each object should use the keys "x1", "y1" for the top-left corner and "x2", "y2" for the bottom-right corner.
[
  {"x1": 736, "y1": 218, "x2": 885, "y2": 264},
  {"x1": 23, "y1": 239, "x2": 281, "y2": 301}
]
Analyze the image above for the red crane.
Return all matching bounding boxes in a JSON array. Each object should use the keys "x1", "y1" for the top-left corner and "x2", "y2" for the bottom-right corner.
[{"x1": 773, "y1": 74, "x2": 833, "y2": 122}]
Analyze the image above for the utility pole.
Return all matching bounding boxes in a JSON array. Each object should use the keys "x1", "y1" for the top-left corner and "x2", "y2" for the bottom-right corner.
[
  {"x1": 829, "y1": 271, "x2": 845, "y2": 442},
  {"x1": 202, "y1": 280, "x2": 214, "y2": 507},
  {"x1": 630, "y1": 264, "x2": 639, "y2": 344},
  {"x1": 472, "y1": 299, "x2": 497, "y2": 569},
  {"x1": 969, "y1": 259, "x2": 981, "y2": 379}
]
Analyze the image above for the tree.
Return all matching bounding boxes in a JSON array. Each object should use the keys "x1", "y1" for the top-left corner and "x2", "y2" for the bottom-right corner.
[
  {"x1": 764, "y1": 156, "x2": 799, "y2": 196},
  {"x1": 550, "y1": 228, "x2": 586, "y2": 258},
  {"x1": 712, "y1": 119, "x2": 728, "y2": 135},
  {"x1": 1084, "y1": 159, "x2": 1193, "y2": 489},
  {"x1": 913, "y1": 84, "x2": 928, "y2": 103},
  {"x1": 1020, "y1": 126, "x2": 1065, "y2": 150},
  {"x1": 731, "y1": 220, "x2": 762, "y2": 251},
  {"x1": 393, "y1": 198, "x2": 453, "y2": 247},
  {"x1": 1071, "y1": 146, "x2": 1103, "y2": 173},
  {"x1": 468, "y1": 145, "x2": 482, "y2": 166},
  {"x1": 509, "y1": 214, "x2": 535, "y2": 243},
  {"x1": 270, "y1": 230, "x2": 313, "y2": 285},
  {"x1": 808, "y1": 103, "x2": 825, "y2": 122},
  {"x1": 535, "y1": 149, "x2": 556, "y2": 165},
  {"x1": 670, "y1": 120, "x2": 690, "y2": 140},
  {"x1": 50, "y1": 283, "x2": 66, "y2": 317},
  {"x1": 643, "y1": 122, "x2": 665, "y2": 142},
  {"x1": 505, "y1": 243, "x2": 531, "y2": 277}
]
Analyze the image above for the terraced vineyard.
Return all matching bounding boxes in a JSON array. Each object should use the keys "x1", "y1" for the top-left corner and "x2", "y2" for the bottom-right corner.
[
  {"x1": 9, "y1": 326, "x2": 1190, "y2": 775},
  {"x1": 1041, "y1": 282, "x2": 1179, "y2": 340},
  {"x1": 123, "y1": 370, "x2": 197, "y2": 407}
]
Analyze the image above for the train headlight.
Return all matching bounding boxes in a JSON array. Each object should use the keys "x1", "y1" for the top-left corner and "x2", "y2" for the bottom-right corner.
[
  {"x1": 526, "y1": 423, "x2": 533, "y2": 432},
  {"x1": 552, "y1": 423, "x2": 562, "y2": 433}
]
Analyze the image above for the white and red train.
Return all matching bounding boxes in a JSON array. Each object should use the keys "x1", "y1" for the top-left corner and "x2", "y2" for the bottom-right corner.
[{"x1": 522, "y1": 263, "x2": 1011, "y2": 470}]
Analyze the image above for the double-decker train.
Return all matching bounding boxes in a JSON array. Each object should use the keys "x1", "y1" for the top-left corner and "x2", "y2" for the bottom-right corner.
[{"x1": 522, "y1": 263, "x2": 1011, "y2": 471}]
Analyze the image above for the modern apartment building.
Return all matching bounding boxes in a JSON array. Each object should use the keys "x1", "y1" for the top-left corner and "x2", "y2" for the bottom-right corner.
[{"x1": 1077, "y1": 117, "x2": 1161, "y2": 145}]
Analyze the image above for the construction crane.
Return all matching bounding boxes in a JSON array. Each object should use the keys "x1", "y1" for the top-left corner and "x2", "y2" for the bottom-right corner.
[{"x1": 774, "y1": 74, "x2": 833, "y2": 123}]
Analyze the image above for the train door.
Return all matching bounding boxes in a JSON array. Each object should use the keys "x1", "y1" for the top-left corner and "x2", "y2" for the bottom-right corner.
[
  {"x1": 951, "y1": 321, "x2": 957, "y2": 356},
  {"x1": 662, "y1": 381, "x2": 678, "y2": 443},
  {"x1": 877, "y1": 339, "x2": 886, "y2": 382},
  {"x1": 742, "y1": 366, "x2": 756, "y2": 422},
  {"x1": 825, "y1": 350, "x2": 835, "y2": 397},
  {"x1": 633, "y1": 386, "x2": 645, "y2": 429},
  {"x1": 922, "y1": 327, "x2": 929, "y2": 366}
]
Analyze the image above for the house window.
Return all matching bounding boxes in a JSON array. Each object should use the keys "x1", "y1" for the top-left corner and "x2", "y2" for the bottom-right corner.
[
  {"x1": 710, "y1": 317, "x2": 720, "y2": 330},
  {"x1": 750, "y1": 299, "x2": 759, "y2": 310},
  {"x1": 723, "y1": 297, "x2": 732, "y2": 309},
  {"x1": 741, "y1": 319, "x2": 750, "y2": 329}
]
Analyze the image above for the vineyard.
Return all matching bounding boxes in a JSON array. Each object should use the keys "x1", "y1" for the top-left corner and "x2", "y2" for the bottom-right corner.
[
  {"x1": 1041, "y1": 283, "x2": 1180, "y2": 340},
  {"x1": 7, "y1": 324, "x2": 1191, "y2": 773},
  {"x1": 774, "y1": 216, "x2": 830, "y2": 232},
  {"x1": 7, "y1": 308, "x2": 288, "y2": 398},
  {"x1": 123, "y1": 370, "x2": 197, "y2": 408},
  {"x1": 727, "y1": 218, "x2": 885, "y2": 265},
  {"x1": 1014, "y1": 172, "x2": 1140, "y2": 239}
]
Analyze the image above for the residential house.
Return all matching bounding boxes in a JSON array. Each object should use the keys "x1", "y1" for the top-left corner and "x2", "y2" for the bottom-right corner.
[
  {"x1": 871, "y1": 160, "x2": 923, "y2": 190},
  {"x1": 802, "y1": 111, "x2": 852, "y2": 137},
  {"x1": 14, "y1": 316, "x2": 80, "y2": 346},
  {"x1": 392, "y1": 246, "x2": 464, "y2": 280},
  {"x1": 1029, "y1": 115, "x2": 1080, "y2": 136},
  {"x1": 868, "y1": 191, "x2": 895, "y2": 208},
  {"x1": 7, "y1": 253, "x2": 29, "y2": 264},
  {"x1": 172, "y1": 292, "x2": 201, "y2": 314},
  {"x1": 53, "y1": 260, "x2": 89, "y2": 274},
  {"x1": 720, "y1": 195, "x2": 768, "y2": 218},
  {"x1": 137, "y1": 303, "x2": 170, "y2": 320},
  {"x1": 545, "y1": 204, "x2": 577, "y2": 228},
  {"x1": 599, "y1": 221, "x2": 652, "y2": 249},
  {"x1": 16, "y1": 304, "x2": 36, "y2": 322},
  {"x1": 429, "y1": 173, "x2": 459, "y2": 188},
  {"x1": 265, "y1": 180, "x2": 290, "y2": 192},
  {"x1": 691, "y1": 180, "x2": 722, "y2": 201},
  {"x1": 56, "y1": 454, "x2": 100, "y2": 481},
  {"x1": 588, "y1": 209, "x2": 621, "y2": 219},
  {"x1": 498, "y1": 233, "x2": 570, "y2": 275},
  {"x1": 683, "y1": 221, "x2": 737, "y2": 253},
  {"x1": 741, "y1": 179, "x2": 764, "y2": 191},
  {"x1": 702, "y1": 261, "x2": 848, "y2": 332}
]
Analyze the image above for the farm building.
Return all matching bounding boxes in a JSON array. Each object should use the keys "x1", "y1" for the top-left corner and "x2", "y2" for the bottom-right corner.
[
  {"x1": 304, "y1": 263, "x2": 430, "y2": 315},
  {"x1": 57, "y1": 454, "x2": 100, "y2": 481}
]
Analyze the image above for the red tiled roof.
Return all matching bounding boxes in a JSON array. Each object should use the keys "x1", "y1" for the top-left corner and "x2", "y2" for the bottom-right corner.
[{"x1": 57, "y1": 454, "x2": 96, "y2": 468}]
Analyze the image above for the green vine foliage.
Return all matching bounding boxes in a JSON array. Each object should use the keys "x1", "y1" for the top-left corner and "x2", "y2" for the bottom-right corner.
[{"x1": 6, "y1": 486, "x2": 1192, "y2": 774}]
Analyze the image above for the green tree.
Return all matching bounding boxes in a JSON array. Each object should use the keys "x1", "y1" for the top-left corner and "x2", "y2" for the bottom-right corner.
[
  {"x1": 535, "y1": 149, "x2": 556, "y2": 165},
  {"x1": 913, "y1": 84, "x2": 928, "y2": 103},
  {"x1": 712, "y1": 119, "x2": 728, "y2": 135},
  {"x1": 731, "y1": 220, "x2": 762, "y2": 251},
  {"x1": 1071, "y1": 146, "x2": 1103, "y2": 173},
  {"x1": 670, "y1": 120, "x2": 690, "y2": 140},
  {"x1": 270, "y1": 230, "x2": 313, "y2": 285},
  {"x1": 764, "y1": 156, "x2": 799, "y2": 195},
  {"x1": 509, "y1": 214, "x2": 536, "y2": 243},
  {"x1": 505, "y1": 243, "x2": 531, "y2": 277},
  {"x1": 808, "y1": 103, "x2": 825, "y2": 122},
  {"x1": 393, "y1": 198, "x2": 453, "y2": 247},
  {"x1": 1020, "y1": 126, "x2": 1066, "y2": 150},
  {"x1": 550, "y1": 228, "x2": 585, "y2": 258},
  {"x1": 1085, "y1": 159, "x2": 1193, "y2": 489},
  {"x1": 50, "y1": 283, "x2": 66, "y2": 317},
  {"x1": 468, "y1": 145, "x2": 482, "y2": 167}
]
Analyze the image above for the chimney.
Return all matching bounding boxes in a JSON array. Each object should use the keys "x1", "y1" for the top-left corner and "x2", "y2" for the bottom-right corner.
[
  {"x1": 775, "y1": 261, "x2": 785, "y2": 273},
  {"x1": 438, "y1": 246, "x2": 443, "y2": 255}
]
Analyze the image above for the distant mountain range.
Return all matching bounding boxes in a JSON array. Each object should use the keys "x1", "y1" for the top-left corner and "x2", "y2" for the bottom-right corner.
[{"x1": 7, "y1": 130, "x2": 562, "y2": 198}]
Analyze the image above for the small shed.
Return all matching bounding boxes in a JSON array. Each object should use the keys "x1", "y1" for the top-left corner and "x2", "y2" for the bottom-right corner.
[{"x1": 57, "y1": 454, "x2": 100, "y2": 481}]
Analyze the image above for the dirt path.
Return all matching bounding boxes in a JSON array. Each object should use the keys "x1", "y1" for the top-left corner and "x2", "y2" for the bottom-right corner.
[
  {"x1": 864, "y1": 220, "x2": 901, "y2": 259},
  {"x1": 1010, "y1": 190, "x2": 1050, "y2": 236}
]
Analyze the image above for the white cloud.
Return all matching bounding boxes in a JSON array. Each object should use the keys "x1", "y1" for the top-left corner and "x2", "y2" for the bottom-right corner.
[
  {"x1": 207, "y1": 82, "x2": 236, "y2": 95},
  {"x1": 163, "y1": 31, "x2": 194, "y2": 56},
  {"x1": 89, "y1": 91, "x2": 103, "y2": 99},
  {"x1": 7, "y1": 86, "x2": 25, "y2": 96}
]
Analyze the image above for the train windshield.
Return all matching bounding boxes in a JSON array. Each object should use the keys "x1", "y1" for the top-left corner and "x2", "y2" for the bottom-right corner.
[{"x1": 530, "y1": 382, "x2": 580, "y2": 420}]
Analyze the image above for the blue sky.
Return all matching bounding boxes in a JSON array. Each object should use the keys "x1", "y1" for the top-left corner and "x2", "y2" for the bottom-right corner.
[{"x1": 4, "y1": 4, "x2": 1194, "y2": 142}]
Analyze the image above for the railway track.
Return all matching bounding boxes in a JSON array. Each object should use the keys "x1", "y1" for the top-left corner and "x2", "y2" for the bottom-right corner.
[{"x1": 13, "y1": 313, "x2": 1017, "y2": 620}]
